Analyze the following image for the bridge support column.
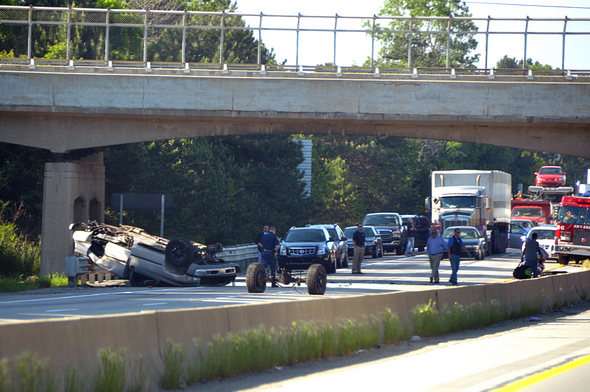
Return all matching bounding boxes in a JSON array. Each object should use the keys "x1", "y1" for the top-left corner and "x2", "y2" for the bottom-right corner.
[{"x1": 40, "y1": 152, "x2": 105, "y2": 275}]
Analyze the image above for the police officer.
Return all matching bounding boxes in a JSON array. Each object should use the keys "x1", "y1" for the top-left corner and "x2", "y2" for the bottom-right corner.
[{"x1": 259, "y1": 226, "x2": 280, "y2": 287}]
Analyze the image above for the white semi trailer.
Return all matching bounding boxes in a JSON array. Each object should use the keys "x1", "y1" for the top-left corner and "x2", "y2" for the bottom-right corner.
[{"x1": 427, "y1": 170, "x2": 512, "y2": 254}]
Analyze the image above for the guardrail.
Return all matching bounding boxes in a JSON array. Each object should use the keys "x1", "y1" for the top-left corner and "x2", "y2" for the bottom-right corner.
[{"x1": 1, "y1": 6, "x2": 588, "y2": 70}]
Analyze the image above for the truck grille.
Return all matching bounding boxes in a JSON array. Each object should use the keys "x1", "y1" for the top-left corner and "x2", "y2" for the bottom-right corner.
[
  {"x1": 379, "y1": 230, "x2": 393, "y2": 242},
  {"x1": 444, "y1": 219, "x2": 469, "y2": 230},
  {"x1": 288, "y1": 247, "x2": 316, "y2": 255},
  {"x1": 573, "y1": 230, "x2": 590, "y2": 246}
]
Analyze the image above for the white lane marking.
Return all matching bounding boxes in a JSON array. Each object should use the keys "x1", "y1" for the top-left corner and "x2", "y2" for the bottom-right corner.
[
  {"x1": 143, "y1": 302, "x2": 168, "y2": 306},
  {"x1": 46, "y1": 308, "x2": 78, "y2": 312}
]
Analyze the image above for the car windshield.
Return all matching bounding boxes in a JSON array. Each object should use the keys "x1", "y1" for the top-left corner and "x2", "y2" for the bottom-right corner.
[
  {"x1": 440, "y1": 196, "x2": 476, "y2": 209},
  {"x1": 511, "y1": 208, "x2": 543, "y2": 218},
  {"x1": 442, "y1": 228, "x2": 478, "y2": 240},
  {"x1": 344, "y1": 227, "x2": 375, "y2": 237},
  {"x1": 530, "y1": 229, "x2": 555, "y2": 240},
  {"x1": 539, "y1": 167, "x2": 562, "y2": 175},
  {"x1": 284, "y1": 229, "x2": 326, "y2": 242},
  {"x1": 324, "y1": 228, "x2": 337, "y2": 239},
  {"x1": 557, "y1": 206, "x2": 588, "y2": 225},
  {"x1": 363, "y1": 215, "x2": 400, "y2": 227}
]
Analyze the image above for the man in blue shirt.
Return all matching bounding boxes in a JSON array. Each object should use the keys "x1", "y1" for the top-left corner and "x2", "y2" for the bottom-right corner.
[
  {"x1": 523, "y1": 232, "x2": 542, "y2": 278},
  {"x1": 426, "y1": 228, "x2": 447, "y2": 284},
  {"x1": 259, "y1": 226, "x2": 280, "y2": 287},
  {"x1": 447, "y1": 228, "x2": 471, "y2": 285}
]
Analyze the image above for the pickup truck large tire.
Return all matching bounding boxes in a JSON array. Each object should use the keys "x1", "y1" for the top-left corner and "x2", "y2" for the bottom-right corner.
[
  {"x1": 246, "y1": 262, "x2": 266, "y2": 293},
  {"x1": 558, "y1": 254, "x2": 570, "y2": 265},
  {"x1": 307, "y1": 264, "x2": 327, "y2": 295},
  {"x1": 166, "y1": 238, "x2": 194, "y2": 268}
]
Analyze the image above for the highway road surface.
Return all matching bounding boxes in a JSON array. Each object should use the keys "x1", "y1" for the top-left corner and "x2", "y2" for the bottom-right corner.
[{"x1": 0, "y1": 249, "x2": 580, "y2": 323}]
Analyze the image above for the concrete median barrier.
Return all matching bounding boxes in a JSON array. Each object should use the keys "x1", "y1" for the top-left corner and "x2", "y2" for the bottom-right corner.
[{"x1": 3, "y1": 269, "x2": 590, "y2": 381}]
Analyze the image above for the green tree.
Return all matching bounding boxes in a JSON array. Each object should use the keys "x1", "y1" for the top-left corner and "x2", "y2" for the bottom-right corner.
[
  {"x1": 366, "y1": 0, "x2": 479, "y2": 68},
  {"x1": 496, "y1": 55, "x2": 553, "y2": 69}
]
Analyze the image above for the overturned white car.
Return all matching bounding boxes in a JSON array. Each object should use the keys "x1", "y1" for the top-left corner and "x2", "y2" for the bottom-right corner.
[{"x1": 70, "y1": 222, "x2": 240, "y2": 287}]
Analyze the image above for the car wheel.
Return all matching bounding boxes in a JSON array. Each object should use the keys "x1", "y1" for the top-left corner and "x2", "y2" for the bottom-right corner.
[
  {"x1": 558, "y1": 254, "x2": 569, "y2": 265},
  {"x1": 396, "y1": 246, "x2": 403, "y2": 255},
  {"x1": 342, "y1": 254, "x2": 348, "y2": 268},
  {"x1": 307, "y1": 264, "x2": 327, "y2": 295},
  {"x1": 372, "y1": 246, "x2": 378, "y2": 258},
  {"x1": 418, "y1": 246, "x2": 424, "y2": 252},
  {"x1": 336, "y1": 252, "x2": 342, "y2": 269},
  {"x1": 165, "y1": 238, "x2": 194, "y2": 268},
  {"x1": 246, "y1": 262, "x2": 266, "y2": 293},
  {"x1": 379, "y1": 244, "x2": 384, "y2": 258},
  {"x1": 327, "y1": 257, "x2": 336, "y2": 274}
]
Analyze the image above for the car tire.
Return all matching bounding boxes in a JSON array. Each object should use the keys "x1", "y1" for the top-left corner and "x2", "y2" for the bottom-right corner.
[
  {"x1": 336, "y1": 252, "x2": 342, "y2": 269},
  {"x1": 307, "y1": 264, "x2": 327, "y2": 295},
  {"x1": 558, "y1": 254, "x2": 570, "y2": 265},
  {"x1": 418, "y1": 246, "x2": 424, "y2": 252},
  {"x1": 342, "y1": 254, "x2": 348, "y2": 268},
  {"x1": 246, "y1": 262, "x2": 266, "y2": 293},
  {"x1": 165, "y1": 238, "x2": 194, "y2": 268},
  {"x1": 396, "y1": 246, "x2": 403, "y2": 255},
  {"x1": 379, "y1": 244, "x2": 384, "y2": 258},
  {"x1": 372, "y1": 246, "x2": 378, "y2": 258},
  {"x1": 327, "y1": 256, "x2": 336, "y2": 274}
]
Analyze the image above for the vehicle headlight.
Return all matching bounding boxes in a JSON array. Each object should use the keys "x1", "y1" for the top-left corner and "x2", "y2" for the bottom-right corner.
[
  {"x1": 317, "y1": 247, "x2": 325, "y2": 255},
  {"x1": 561, "y1": 233, "x2": 571, "y2": 241},
  {"x1": 280, "y1": 246, "x2": 286, "y2": 255}
]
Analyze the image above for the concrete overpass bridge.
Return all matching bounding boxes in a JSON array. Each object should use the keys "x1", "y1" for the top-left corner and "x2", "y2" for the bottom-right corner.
[{"x1": 1, "y1": 64, "x2": 589, "y2": 274}]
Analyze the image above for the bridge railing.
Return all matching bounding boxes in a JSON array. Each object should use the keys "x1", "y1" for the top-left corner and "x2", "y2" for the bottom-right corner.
[{"x1": 0, "y1": 6, "x2": 589, "y2": 71}]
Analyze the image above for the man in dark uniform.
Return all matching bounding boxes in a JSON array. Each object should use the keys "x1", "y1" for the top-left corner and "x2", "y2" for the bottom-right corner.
[
  {"x1": 447, "y1": 228, "x2": 471, "y2": 285},
  {"x1": 254, "y1": 225, "x2": 269, "y2": 262},
  {"x1": 352, "y1": 223, "x2": 365, "y2": 274},
  {"x1": 259, "y1": 226, "x2": 280, "y2": 287}
]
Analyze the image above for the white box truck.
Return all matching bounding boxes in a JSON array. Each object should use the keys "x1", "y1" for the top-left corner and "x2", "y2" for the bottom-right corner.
[{"x1": 427, "y1": 170, "x2": 512, "y2": 254}]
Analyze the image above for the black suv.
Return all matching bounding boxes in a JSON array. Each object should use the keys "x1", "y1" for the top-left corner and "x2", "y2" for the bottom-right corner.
[
  {"x1": 307, "y1": 224, "x2": 348, "y2": 269},
  {"x1": 401, "y1": 215, "x2": 432, "y2": 252},
  {"x1": 278, "y1": 227, "x2": 338, "y2": 273},
  {"x1": 362, "y1": 212, "x2": 405, "y2": 255}
]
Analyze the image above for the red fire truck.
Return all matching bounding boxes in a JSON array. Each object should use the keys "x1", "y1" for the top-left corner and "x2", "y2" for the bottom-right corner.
[{"x1": 555, "y1": 196, "x2": 590, "y2": 264}]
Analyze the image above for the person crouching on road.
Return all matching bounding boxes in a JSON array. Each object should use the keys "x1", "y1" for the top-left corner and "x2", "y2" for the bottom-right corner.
[
  {"x1": 426, "y1": 228, "x2": 446, "y2": 284},
  {"x1": 447, "y1": 228, "x2": 471, "y2": 285},
  {"x1": 523, "y1": 232, "x2": 543, "y2": 278},
  {"x1": 352, "y1": 223, "x2": 365, "y2": 274},
  {"x1": 259, "y1": 226, "x2": 280, "y2": 287},
  {"x1": 254, "y1": 225, "x2": 269, "y2": 262}
]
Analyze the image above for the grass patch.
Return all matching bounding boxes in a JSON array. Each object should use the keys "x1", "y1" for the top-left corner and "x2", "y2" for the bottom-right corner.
[
  {"x1": 0, "y1": 273, "x2": 69, "y2": 293},
  {"x1": 1, "y1": 296, "x2": 586, "y2": 390}
]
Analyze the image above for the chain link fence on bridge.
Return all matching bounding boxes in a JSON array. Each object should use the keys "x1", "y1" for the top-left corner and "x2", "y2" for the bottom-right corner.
[{"x1": 1, "y1": 6, "x2": 589, "y2": 72}]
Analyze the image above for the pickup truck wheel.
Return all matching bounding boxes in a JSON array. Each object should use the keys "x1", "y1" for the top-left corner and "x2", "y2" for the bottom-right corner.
[
  {"x1": 307, "y1": 264, "x2": 327, "y2": 295},
  {"x1": 379, "y1": 244, "x2": 384, "y2": 258},
  {"x1": 246, "y1": 262, "x2": 266, "y2": 293},
  {"x1": 372, "y1": 246, "x2": 378, "y2": 258},
  {"x1": 558, "y1": 254, "x2": 570, "y2": 265},
  {"x1": 166, "y1": 238, "x2": 194, "y2": 268},
  {"x1": 396, "y1": 246, "x2": 403, "y2": 255}
]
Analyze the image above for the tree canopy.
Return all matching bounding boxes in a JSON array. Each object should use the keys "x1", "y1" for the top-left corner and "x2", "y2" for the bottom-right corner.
[{"x1": 366, "y1": 0, "x2": 479, "y2": 68}]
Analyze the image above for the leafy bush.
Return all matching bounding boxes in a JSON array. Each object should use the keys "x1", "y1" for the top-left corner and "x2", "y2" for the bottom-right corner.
[{"x1": 0, "y1": 222, "x2": 40, "y2": 278}]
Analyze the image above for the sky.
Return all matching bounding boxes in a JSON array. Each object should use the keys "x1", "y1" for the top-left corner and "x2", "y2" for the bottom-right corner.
[{"x1": 231, "y1": 0, "x2": 590, "y2": 69}]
